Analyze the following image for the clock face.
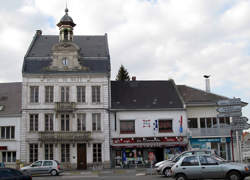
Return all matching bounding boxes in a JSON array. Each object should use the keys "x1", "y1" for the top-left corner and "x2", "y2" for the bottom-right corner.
[{"x1": 62, "y1": 58, "x2": 68, "y2": 66}]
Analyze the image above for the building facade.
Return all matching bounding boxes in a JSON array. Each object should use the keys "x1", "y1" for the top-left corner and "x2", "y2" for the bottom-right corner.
[
  {"x1": 20, "y1": 9, "x2": 111, "y2": 169},
  {"x1": 0, "y1": 82, "x2": 22, "y2": 168},
  {"x1": 177, "y1": 85, "x2": 234, "y2": 160},
  {"x1": 110, "y1": 80, "x2": 188, "y2": 167}
]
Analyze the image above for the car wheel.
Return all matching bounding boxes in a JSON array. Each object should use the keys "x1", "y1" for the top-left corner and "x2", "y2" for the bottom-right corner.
[
  {"x1": 163, "y1": 168, "x2": 171, "y2": 177},
  {"x1": 227, "y1": 171, "x2": 240, "y2": 180},
  {"x1": 50, "y1": 169, "x2": 57, "y2": 176},
  {"x1": 176, "y1": 174, "x2": 187, "y2": 180}
]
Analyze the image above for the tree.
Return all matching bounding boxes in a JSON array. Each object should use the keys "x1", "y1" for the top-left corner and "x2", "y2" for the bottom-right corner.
[{"x1": 116, "y1": 65, "x2": 130, "y2": 81}]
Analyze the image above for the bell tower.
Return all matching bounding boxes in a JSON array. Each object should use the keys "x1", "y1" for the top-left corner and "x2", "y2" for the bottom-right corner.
[{"x1": 57, "y1": 8, "x2": 76, "y2": 42}]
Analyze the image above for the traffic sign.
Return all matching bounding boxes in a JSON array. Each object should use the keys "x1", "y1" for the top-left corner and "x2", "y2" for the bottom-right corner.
[
  {"x1": 217, "y1": 98, "x2": 241, "y2": 106},
  {"x1": 231, "y1": 123, "x2": 250, "y2": 130},
  {"x1": 232, "y1": 117, "x2": 248, "y2": 123},
  {"x1": 217, "y1": 112, "x2": 242, "y2": 117},
  {"x1": 216, "y1": 106, "x2": 242, "y2": 113}
]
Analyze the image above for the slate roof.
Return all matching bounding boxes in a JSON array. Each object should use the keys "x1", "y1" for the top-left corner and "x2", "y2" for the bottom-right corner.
[
  {"x1": 23, "y1": 33, "x2": 110, "y2": 74},
  {"x1": 111, "y1": 80, "x2": 184, "y2": 110},
  {"x1": 177, "y1": 85, "x2": 228, "y2": 106},
  {"x1": 0, "y1": 82, "x2": 22, "y2": 116}
]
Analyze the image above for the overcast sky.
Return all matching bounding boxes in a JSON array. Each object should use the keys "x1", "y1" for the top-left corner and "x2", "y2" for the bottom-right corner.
[{"x1": 0, "y1": 0, "x2": 250, "y2": 120}]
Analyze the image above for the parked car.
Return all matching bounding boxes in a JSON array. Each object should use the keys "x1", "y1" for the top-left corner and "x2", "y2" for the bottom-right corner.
[
  {"x1": 155, "y1": 149, "x2": 219, "y2": 177},
  {"x1": 20, "y1": 160, "x2": 63, "y2": 176},
  {"x1": 171, "y1": 154, "x2": 250, "y2": 180},
  {"x1": 0, "y1": 168, "x2": 32, "y2": 180}
]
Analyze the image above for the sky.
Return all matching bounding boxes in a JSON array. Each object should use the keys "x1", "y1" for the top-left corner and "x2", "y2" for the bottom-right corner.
[{"x1": 0, "y1": 0, "x2": 250, "y2": 121}]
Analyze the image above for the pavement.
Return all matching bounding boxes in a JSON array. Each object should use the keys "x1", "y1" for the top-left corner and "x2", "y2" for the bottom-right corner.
[{"x1": 61, "y1": 168, "x2": 153, "y2": 177}]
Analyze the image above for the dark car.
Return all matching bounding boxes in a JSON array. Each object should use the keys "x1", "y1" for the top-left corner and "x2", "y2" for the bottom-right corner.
[{"x1": 0, "y1": 168, "x2": 32, "y2": 180}]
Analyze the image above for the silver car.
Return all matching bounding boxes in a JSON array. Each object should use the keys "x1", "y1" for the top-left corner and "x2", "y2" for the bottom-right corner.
[
  {"x1": 21, "y1": 160, "x2": 63, "y2": 176},
  {"x1": 171, "y1": 155, "x2": 250, "y2": 180},
  {"x1": 155, "y1": 149, "x2": 215, "y2": 177}
]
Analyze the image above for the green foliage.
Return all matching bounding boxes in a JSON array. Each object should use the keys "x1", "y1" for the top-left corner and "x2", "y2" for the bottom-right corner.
[{"x1": 116, "y1": 65, "x2": 130, "y2": 81}]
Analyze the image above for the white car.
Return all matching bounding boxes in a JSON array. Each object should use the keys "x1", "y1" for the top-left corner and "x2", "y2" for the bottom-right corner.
[{"x1": 21, "y1": 160, "x2": 63, "y2": 176}]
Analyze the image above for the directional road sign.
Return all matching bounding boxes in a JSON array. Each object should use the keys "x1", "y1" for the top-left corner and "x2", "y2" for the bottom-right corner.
[
  {"x1": 232, "y1": 117, "x2": 248, "y2": 123},
  {"x1": 216, "y1": 106, "x2": 242, "y2": 113},
  {"x1": 231, "y1": 123, "x2": 250, "y2": 130},
  {"x1": 217, "y1": 112, "x2": 242, "y2": 118},
  {"x1": 217, "y1": 98, "x2": 241, "y2": 106}
]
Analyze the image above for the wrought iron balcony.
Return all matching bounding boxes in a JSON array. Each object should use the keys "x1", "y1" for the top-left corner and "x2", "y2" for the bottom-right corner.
[
  {"x1": 55, "y1": 102, "x2": 76, "y2": 112},
  {"x1": 39, "y1": 131, "x2": 92, "y2": 143}
]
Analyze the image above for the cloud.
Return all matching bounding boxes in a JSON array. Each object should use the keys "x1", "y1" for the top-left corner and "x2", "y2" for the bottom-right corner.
[{"x1": 0, "y1": 0, "x2": 249, "y2": 118}]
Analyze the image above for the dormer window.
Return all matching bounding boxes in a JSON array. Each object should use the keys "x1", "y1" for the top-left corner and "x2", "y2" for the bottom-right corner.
[{"x1": 62, "y1": 57, "x2": 68, "y2": 66}]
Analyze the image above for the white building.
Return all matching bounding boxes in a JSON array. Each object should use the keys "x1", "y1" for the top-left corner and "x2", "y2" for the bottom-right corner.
[
  {"x1": 110, "y1": 79, "x2": 188, "y2": 167},
  {"x1": 0, "y1": 82, "x2": 22, "y2": 168},
  {"x1": 20, "y1": 9, "x2": 111, "y2": 169}
]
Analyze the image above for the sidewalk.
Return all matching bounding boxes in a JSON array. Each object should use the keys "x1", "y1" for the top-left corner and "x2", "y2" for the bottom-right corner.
[{"x1": 62, "y1": 168, "x2": 152, "y2": 176}]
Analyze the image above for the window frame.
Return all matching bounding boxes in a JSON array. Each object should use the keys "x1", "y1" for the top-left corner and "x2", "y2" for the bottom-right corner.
[
  {"x1": 61, "y1": 86, "x2": 70, "y2": 102},
  {"x1": 30, "y1": 114, "x2": 39, "y2": 132},
  {"x1": 45, "y1": 86, "x2": 54, "y2": 103},
  {"x1": 77, "y1": 86, "x2": 86, "y2": 103},
  {"x1": 2, "y1": 151, "x2": 16, "y2": 163},
  {"x1": 77, "y1": 113, "x2": 86, "y2": 131},
  {"x1": 91, "y1": 86, "x2": 101, "y2": 103},
  {"x1": 45, "y1": 114, "x2": 53, "y2": 131},
  {"x1": 0, "y1": 126, "x2": 15, "y2": 139},
  {"x1": 30, "y1": 86, "x2": 39, "y2": 103},
  {"x1": 92, "y1": 113, "x2": 101, "y2": 131},
  {"x1": 29, "y1": 144, "x2": 38, "y2": 163},
  {"x1": 44, "y1": 144, "x2": 53, "y2": 160},
  {"x1": 61, "y1": 144, "x2": 70, "y2": 162},
  {"x1": 61, "y1": 114, "x2": 70, "y2": 131},
  {"x1": 158, "y1": 119, "x2": 173, "y2": 133},
  {"x1": 120, "y1": 120, "x2": 135, "y2": 134},
  {"x1": 188, "y1": 118, "x2": 198, "y2": 128},
  {"x1": 93, "y1": 143, "x2": 102, "y2": 163}
]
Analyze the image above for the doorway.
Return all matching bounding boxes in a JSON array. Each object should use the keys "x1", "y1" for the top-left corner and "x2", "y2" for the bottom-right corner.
[{"x1": 77, "y1": 144, "x2": 87, "y2": 169}]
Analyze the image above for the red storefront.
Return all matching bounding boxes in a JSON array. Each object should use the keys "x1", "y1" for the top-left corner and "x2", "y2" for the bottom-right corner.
[{"x1": 111, "y1": 136, "x2": 187, "y2": 168}]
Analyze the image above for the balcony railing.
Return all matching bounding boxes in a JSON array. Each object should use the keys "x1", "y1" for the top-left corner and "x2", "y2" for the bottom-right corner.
[
  {"x1": 189, "y1": 127, "x2": 231, "y2": 137},
  {"x1": 55, "y1": 102, "x2": 76, "y2": 112},
  {"x1": 39, "y1": 131, "x2": 92, "y2": 143}
]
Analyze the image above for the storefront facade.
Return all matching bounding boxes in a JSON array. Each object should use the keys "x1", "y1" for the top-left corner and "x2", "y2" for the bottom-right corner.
[
  {"x1": 111, "y1": 136, "x2": 187, "y2": 167},
  {"x1": 189, "y1": 137, "x2": 231, "y2": 160}
]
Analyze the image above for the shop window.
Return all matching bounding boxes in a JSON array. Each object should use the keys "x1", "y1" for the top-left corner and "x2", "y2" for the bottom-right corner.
[
  {"x1": 45, "y1": 86, "x2": 54, "y2": 103},
  {"x1": 93, "y1": 143, "x2": 102, "y2": 163},
  {"x1": 2, "y1": 152, "x2": 16, "y2": 163},
  {"x1": 77, "y1": 86, "x2": 86, "y2": 103},
  {"x1": 30, "y1": 114, "x2": 38, "y2": 132},
  {"x1": 188, "y1": 118, "x2": 198, "y2": 128},
  {"x1": 30, "y1": 86, "x2": 39, "y2": 103},
  {"x1": 92, "y1": 113, "x2": 101, "y2": 131},
  {"x1": 45, "y1": 144, "x2": 53, "y2": 160},
  {"x1": 61, "y1": 144, "x2": 70, "y2": 162},
  {"x1": 0, "y1": 126, "x2": 15, "y2": 139},
  {"x1": 45, "y1": 114, "x2": 53, "y2": 131},
  {"x1": 120, "y1": 120, "x2": 135, "y2": 134},
  {"x1": 77, "y1": 113, "x2": 86, "y2": 131},
  {"x1": 159, "y1": 119, "x2": 173, "y2": 133},
  {"x1": 29, "y1": 144, "x2": 38, "y2": 163}
]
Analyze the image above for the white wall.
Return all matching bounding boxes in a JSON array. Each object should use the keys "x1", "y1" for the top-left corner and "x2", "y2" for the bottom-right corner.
[{"x1": 111, "y1": 110, "x2": 187, "y2": 138}]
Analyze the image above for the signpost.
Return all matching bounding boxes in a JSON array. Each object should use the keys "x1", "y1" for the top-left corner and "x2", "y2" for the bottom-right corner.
[{"x1": 217, "y1": 98, "x2": 249, "y2": 162}]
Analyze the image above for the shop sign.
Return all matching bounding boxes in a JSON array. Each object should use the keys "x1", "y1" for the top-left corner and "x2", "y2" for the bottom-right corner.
[
  {"x1": 113, "y1": 136, "x2": 183, "y2": 144},
  {"x1": 190, "y1": 137, "x2": 230, "y2": 143},
  {"x1": 0, "y1": 146, "x2": 7, "y2": 150}
]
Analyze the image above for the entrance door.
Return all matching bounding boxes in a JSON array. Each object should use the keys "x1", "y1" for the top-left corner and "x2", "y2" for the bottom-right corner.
[{"x1": 77, "y1": 144, "x2": 87, "y2": 169}]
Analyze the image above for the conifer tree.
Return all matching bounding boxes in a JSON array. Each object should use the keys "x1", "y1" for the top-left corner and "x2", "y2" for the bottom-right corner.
[{"x1": 115, "y1": 65, "x2": 130, "y2": 81}]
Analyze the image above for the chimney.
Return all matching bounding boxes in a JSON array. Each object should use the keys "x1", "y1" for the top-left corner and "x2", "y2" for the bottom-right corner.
[
  {"x1": 132, "y1": 76, "x2": 136, "y2": 81},
  {"x1": 204, "y1": 75, "x2": 210, "y2": 93},
  {"x1": 36, "y1": 30, "x2": 42, "y2": 35}
]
